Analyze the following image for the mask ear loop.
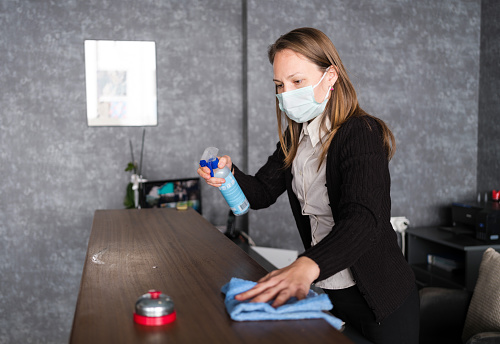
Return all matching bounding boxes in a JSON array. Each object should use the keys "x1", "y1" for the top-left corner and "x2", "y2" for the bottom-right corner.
[
  {"x1": 313, "y1": 66, "x2": 331, "y2": 89},
  {"x1": 317, "y1": 66, "x2": 333, "y2": 101}
]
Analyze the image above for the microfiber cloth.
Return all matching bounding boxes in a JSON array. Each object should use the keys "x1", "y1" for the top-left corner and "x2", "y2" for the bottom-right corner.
[{"x1": 221, "y1": 277, "x2": 344, "y2": 330}]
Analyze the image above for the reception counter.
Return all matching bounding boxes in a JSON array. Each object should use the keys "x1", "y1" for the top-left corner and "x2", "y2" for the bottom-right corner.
[{"x1": 70, "y1": 208, "x2": 351, "y2": 343}]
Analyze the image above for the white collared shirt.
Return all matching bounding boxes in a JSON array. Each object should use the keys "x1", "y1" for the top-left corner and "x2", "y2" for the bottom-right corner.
[{"x1": 291, "y1": 115, "x2": 356, "y2": 290}]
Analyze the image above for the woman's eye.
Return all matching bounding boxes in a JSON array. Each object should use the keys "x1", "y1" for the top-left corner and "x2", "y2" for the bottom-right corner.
[
  {"x1": 294, "y1": 80, "x2": 303, "y2": 85},
  {"x1": 276, "y1": 84, "x2": 283, "y2": 89}
]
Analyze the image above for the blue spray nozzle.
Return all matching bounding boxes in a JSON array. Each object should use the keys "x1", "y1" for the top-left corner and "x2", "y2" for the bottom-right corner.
[
  {"x1": 200, "y1": 157, "x2": 219, "y2": 177},
  {"x1": 200, "y1": 147, "x2": 221, "y2": 178}
]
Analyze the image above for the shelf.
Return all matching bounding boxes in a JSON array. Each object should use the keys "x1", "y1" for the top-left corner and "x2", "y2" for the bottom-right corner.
[
  {"x1": 407, "y1": 227, "x2": 500, "y2": 291},
  {"x1": 411, "y1": 263, "x2": 465, "y2": 290},
  {"x1": 406, "y1": 227, "x2": 495, "y2": 251}
]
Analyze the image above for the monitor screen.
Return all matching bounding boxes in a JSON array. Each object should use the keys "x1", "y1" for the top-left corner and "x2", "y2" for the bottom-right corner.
[{"x1": 139, "y1": 178, "x2": 202, "y2": 214}]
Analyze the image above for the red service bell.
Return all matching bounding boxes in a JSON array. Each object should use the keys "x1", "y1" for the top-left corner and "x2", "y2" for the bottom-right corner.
[{"x1": 134, "y1": 290, "x2": 176, "y2": 326}]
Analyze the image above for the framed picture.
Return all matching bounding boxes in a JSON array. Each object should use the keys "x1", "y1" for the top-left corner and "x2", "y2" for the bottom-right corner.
[
  {"x1": 84, "y1": 40, "x2": 157, "y2": 126},
  {"x1": 139, "y1": 178, "x2": 202, "y2": 214}
]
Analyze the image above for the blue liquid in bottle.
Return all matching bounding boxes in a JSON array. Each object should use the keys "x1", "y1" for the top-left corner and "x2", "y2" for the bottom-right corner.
[{"x1": 200, "y1": 147, "x2": 249, "y2": 216}]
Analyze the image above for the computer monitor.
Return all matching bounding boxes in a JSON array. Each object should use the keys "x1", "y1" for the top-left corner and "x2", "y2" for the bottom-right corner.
[{"x1": 139, "y1": 177, "x2": 202, "y2": 214}]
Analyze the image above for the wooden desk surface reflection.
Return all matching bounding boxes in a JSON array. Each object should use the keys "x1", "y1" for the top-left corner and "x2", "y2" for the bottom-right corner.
[{"x1": 70, "y1": 208, "x2": 351, "y2": 344}]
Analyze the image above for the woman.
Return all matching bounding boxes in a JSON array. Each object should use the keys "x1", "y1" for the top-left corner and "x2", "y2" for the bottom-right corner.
[{"x1": 198, "y1": 27, "x2": 419, "y2": 343}]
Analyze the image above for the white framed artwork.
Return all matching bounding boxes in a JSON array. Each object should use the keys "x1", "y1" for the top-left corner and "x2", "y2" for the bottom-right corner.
[{"x1": 84, "y1": 40, "x2": 157, "y2": 126}]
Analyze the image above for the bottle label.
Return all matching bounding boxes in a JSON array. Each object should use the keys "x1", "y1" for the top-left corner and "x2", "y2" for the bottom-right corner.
[{"x1": 219, "y1": 173, "x2": 249, "y2": 216}]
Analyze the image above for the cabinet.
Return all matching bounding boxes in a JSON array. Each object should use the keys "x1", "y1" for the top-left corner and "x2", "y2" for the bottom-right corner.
[{"x1": 406, "y1": 227, "x2": 500, "y2": 291}]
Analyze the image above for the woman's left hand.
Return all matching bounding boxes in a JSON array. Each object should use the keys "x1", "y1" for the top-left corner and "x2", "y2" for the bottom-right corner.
[{"x1": 235, "y1": 256, "x2": 320, "y2": 308}]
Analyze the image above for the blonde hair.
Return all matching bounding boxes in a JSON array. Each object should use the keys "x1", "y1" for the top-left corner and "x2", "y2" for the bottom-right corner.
[{"x1": 268, "y1": 27, "x2": 395, "y2": 168}]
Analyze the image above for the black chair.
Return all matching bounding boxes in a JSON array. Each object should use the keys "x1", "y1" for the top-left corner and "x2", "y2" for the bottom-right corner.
[
  {"x1": 419, "y1": 287, "x2": 472, "y2": 344},
  {"x1": 419, "y1": 248, "x2": 500, "y2": 344}
]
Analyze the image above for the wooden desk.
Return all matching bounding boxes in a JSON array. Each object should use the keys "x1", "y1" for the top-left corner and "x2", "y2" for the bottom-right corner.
[{"x1": 70, "y1": 208, "x2": 351, "y2": 343}]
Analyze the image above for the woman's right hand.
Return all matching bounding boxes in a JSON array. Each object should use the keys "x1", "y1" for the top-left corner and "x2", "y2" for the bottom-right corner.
[{"x1": 197, "y1": 155, "x2": 233, "y2": 188}]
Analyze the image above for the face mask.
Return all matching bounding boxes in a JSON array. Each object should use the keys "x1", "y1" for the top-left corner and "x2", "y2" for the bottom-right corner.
[{"x1": 276, "y1": 68, "x2": 330, "y2": 123}]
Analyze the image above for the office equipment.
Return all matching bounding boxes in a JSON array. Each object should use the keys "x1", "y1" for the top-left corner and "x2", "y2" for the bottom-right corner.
[
  {"x1": 70, "y1": 209, "x2": 352, "y2": 344},
  {"x1": 452, "y1": 201, "x2": 500, "y2": 241},
  {"x1": 139, "y1": 178, "x2": 201, "y2": 213}
]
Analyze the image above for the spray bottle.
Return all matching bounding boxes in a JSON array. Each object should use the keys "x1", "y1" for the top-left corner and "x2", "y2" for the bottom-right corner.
[{"x1": 200, "y1": 147, "x2": 249, "y2": 216}]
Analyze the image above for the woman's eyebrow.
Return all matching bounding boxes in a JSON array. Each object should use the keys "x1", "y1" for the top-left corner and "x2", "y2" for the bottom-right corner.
[{"x1": 273, "y1": 72, "x2": 301, "y2": 83}]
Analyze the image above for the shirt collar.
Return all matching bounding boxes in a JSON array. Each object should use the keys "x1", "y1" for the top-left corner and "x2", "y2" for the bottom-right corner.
[{"x1": 300, "y1": 115, "x2": 332, "y2": 147}]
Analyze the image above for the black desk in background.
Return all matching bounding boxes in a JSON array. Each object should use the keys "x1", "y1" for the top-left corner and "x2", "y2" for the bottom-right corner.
[{"x1": 407, "y1": 226, "x2": 500, "y2": 291}]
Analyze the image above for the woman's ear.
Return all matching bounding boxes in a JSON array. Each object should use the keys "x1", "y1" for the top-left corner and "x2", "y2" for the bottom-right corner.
[{"x1": 328, "y1": 65, "x2": 339, "y2": 85}]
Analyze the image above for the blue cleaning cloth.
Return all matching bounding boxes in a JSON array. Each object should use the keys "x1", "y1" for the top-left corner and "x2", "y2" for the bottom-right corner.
[{"x1": 221, "y1": 277, "x2": 344, "y2": 330}]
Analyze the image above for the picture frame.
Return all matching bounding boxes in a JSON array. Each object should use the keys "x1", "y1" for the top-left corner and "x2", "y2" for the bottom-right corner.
[{"x1": 84, "y1": 40, "x2": 157, "y2": 126}]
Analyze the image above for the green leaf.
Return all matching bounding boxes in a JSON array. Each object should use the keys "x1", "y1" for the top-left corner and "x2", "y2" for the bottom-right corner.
[
  {"x1": 123, "y1": 182, "x2": 135, "y2": 209},
  {"x1": 125, "y1": 162, "x2": 137, "y2": 172}
]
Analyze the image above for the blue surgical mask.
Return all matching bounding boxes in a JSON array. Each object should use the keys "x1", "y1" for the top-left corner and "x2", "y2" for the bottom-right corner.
[{"x1": 276, "y1": 68, "x2": 331, "y2": 123}]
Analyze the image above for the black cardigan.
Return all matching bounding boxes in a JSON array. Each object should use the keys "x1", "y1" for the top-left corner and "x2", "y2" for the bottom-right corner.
[{"x1": 234, "y1": 115, "x2": 415, "y2": 322}]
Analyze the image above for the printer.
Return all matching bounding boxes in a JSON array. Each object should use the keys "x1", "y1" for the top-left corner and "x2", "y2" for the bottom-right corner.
[{"x1": 452, "y1": 200, "x2": 500, "y2": 241}]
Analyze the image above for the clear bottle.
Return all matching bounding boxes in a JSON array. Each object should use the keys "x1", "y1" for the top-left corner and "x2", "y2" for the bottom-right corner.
[{"x1": 200, "y1": 147, "x2": 249, "y2": 216}]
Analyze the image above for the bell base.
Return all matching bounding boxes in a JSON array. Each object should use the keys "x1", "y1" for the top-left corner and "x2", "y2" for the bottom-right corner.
[{"x1": 133, "y1": 311, "x2": 176, "y2": 326}]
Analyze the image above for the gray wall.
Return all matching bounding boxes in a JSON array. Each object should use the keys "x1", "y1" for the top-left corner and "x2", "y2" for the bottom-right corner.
[
  {"x1": 246, "y1": 0, "x2": 481, "y2": 249},
  {"x1": 478, "y1": 0, "x2": 500, "y2": 195},
  {"x1": 0, "y1": 0, "x2": 495, "y2": 343},
  {"x1": 0, "y1": 1, "x2": 244, "y2": 343}
]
